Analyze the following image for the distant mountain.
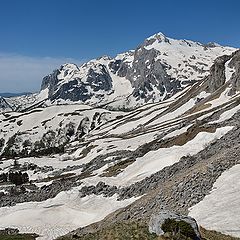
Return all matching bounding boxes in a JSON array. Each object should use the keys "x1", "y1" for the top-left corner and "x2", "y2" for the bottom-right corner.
[
  {"x1": 1, "y1": 33, "x2": 236, "y2": 112},
  {"x1": 0, "y1": 92, "x2": 31, "y2": 98},
  {"x1": 38, "y1": 32, "x2": 235, "y2": 109}
]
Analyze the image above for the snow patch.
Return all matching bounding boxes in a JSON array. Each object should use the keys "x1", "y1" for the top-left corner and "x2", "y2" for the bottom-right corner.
[
  {"x1": 0, "y1": 190, "x2": 138, "y2": 240},
  {"x1": 189, "y1": 164, "x2": 240, "y2": 237}
]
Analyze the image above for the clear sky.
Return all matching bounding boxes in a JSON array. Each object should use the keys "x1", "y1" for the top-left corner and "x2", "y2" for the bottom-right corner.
[{"x1": 0, "y1": 0, "x2": 239, "y2": 92}]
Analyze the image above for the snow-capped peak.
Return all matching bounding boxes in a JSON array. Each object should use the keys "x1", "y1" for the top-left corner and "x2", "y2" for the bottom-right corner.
[
  {"x1": 146, "y1": 32, "x2": 168, "y2": 41},
  {"x1": 145, "y1": 32, "x2": 170, "y2": 45},
  {"x1": 59, "y1": 63, "x2": 80, "y2": 71},
  {"x1": 2, "y1": 33, "x2": 237, "y2": 112}
]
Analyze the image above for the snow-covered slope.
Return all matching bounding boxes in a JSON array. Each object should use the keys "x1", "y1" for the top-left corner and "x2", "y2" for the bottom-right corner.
[
  {"x1": 1, "y1": 51, "x2": 240, "y2": 239},
  {"x1": 5, "y1": 92, "x2": 47, "y2": 112},
  {"x1": 0, "y1": 104, "x2": 125, "y2": 157},
  {"x1": 189, "y1": 164, "x2": 240, "y2": 238},
  {"x1": 0, "y1": 40, "x2": 239, "y2": 239}
]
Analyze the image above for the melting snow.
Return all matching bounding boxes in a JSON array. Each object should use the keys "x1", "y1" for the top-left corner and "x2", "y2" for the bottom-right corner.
[
  {"x1": 210, "y1": 104, "x2": 240, "y2": 124},
  {"x1": 225, "y1": 59, "x2": 235, "y2": 82},
  {"x1": 82, "y1": 126, "x2": 233, "y2": 187},
  {"x1": 0, "y1": 190, "x2": 138, "y2": 240},
  {"x1": 189, "y1": 164, "x2": 240, "y2": 237}
]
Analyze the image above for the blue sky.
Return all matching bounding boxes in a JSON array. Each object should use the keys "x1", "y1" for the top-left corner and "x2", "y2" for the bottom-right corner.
[{"x1": 0, "y1": 0, "x2": 239, "y2": 92}]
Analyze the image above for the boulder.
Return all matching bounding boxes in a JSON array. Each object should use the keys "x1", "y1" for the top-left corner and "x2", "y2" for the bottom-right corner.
[{"x1": 148, "y1": 210, "x2": 201, "y2": 239}]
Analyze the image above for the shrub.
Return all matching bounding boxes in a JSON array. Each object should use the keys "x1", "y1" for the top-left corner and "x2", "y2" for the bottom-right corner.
[
  {"x1": 178, "y1": 220, "x2": 197, "y2": 238},
  {"x1": 161, "y1": 218, "x2": 179, "y2": 236},
  {"x1": 0, "y1": 138, "x2": 5, "y2": 151},
  {"x1": 161, "y1": 218, "x2": 197, "y2": 239},
  {"x1": 8, "y1": 171, "x2": 29, "y2": 185}
]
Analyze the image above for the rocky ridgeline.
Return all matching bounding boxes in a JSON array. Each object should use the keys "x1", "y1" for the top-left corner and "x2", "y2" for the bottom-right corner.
[
  {"x1": 0, "y1": 97, "x2": 12, "y2": 112},
  {"x1": 0, "y1": 34, "x2": 236, "y2": 112},
  {"x1": 206, "y1": 49, "x2": 240, "y2": 93}
]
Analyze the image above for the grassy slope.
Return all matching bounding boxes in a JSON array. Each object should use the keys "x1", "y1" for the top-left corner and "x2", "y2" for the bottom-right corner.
[
  {"x1": 0, "y1": 223, "x2": 239, "y2": 240},
  {"x1": 0, "y1": 234, "x2": 37, "y2": 240},
  {"x1": 201, "y1": 227, "x2": 240, "y2": 240},
  {"x1": 58, "y1": 221, "x2": 240, "y2": 240}
]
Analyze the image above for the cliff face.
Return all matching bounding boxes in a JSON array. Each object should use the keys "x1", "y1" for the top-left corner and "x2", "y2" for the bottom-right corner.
[
  {"x1": 229, "y1": 50, "x2": 240, "y2": 93},
  {"x1": 0, "y1": 96, "x2": 13, "y2": 112},
  {"x1": 206, "y1": 50, "x2": 240, "y2": 94}
]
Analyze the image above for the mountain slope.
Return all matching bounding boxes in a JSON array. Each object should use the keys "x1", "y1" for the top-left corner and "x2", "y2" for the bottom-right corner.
[
  {"x1": 0, "y1": 35, "x2": 239, "y2": 240},
  {"x1": 0, "y1": 49, "x2": 240, "y2": 239},
  {"x1": 0, "y1": 97, "x2": 13, "y2": 112},
  {"x1": 2, "y1": 33, "x2": 236, "y2": 112},
  {"x1": 60, "y1": 49, "x2": 240, "y2": 239}
]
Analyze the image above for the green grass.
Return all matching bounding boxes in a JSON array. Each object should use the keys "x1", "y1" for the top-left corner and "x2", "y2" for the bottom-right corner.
[
  {"x1": 57, "y1": 221, "x2": 240, "y2": 240},
  {"x1": 57, "y1": 221, "x2": 158, "y2": 240},
  {"x1": 0, "y1": 233, "x2": 37, "y2": 240},
  {"x1": 200, "y1": 227, "x2": 240, "y2": 240}
]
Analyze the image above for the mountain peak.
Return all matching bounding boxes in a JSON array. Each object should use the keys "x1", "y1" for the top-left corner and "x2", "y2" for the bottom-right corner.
[
  {"x1": 60, "y1": 63, "x2": 79, "y2": 70},
  {"x1": 146, "y1": 32, "x2": 170, "y2": 44}
]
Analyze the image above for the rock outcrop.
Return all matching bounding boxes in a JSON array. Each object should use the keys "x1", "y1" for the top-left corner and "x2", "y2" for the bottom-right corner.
[
  {"x1": 206, "y1": 50, "x2": 240, "y2": 93},
  {"x1": 0, "y1": 97, "x2": 13, "y2": 112},
  {"x1": 148, "y1": 210, "x2": 201, "y2": 239}
]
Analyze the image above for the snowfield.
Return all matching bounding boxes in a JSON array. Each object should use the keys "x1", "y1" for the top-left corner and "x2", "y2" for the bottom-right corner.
[
  {"x1": 80, "y1": 126, "x2": 233, "y2": 187},
  {"x1": 0, "y1": 190, "x2": 138, "y2": 240},
  {"x1": 189, "y1": 164, "x2": 240, "y2": 238},
  {"x1": 0, "y1": 84, "x2": 239, "y2": 239}
]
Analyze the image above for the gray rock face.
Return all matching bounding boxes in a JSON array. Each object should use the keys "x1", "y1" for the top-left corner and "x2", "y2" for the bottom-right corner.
[
  {"x1": 148, "y1": 210, "x2": 201, "y2": 239},
  {"x1": 206, "y1": 55, "x2": 231, "y2": 92},
  {"x1": 41, "y1": 69, "x2": 60, "y2": 97},
  {"x1": 206, "y1": 50, "x2": 240, "y2": 93},
  {"x1": 107, "y1": 35, "x2": 183, "y2": 102},
  {"x1": 86, "y1": 64, "x2": 112, "y2": 92},
  {"x1": 126, "y1": 46, "x2": 181, "y2": 101},
  {"x1": 41, "y1": 62, "x2": 113, "y2": 103},
  {"x1": 228, "y1": 50, "x2": 240, "y2": 94},
  {"x1": 0, "y1": 97, "x2": 13, "y2": 112}
]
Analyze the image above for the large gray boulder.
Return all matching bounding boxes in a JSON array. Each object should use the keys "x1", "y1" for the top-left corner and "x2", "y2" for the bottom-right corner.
[{"x1": 148, "y1": 210, "x2": 201, "y2": 239}]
